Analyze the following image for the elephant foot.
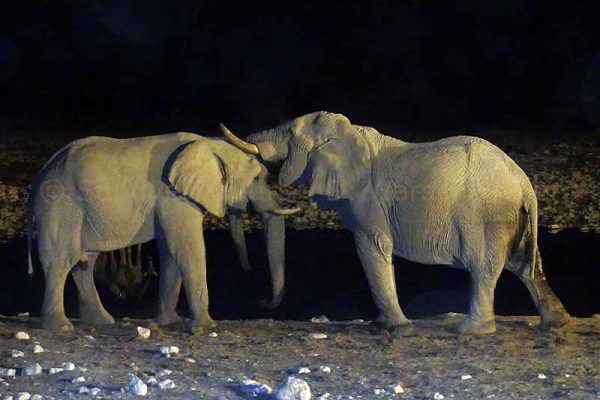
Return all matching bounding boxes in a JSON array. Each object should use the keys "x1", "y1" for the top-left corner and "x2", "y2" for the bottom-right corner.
[
  {"x1": 155, "y1": 311, "x2": 184, "y2": 326},
  {"x1": 458, "y1": 316, "x2": 496, "y2": 335},
  {"x1": 381, "y1": 322, "x2": 414, "y2": 336},
  {"x1": 42, "y1": 313, "x2": 74, "y2": 333},
  {"x1": 187, "y1": 317, "x2": 217, "y2": 335},
  {"x1": 540, "y1": 311, "x2": 572, "y2": 332},
  {"x1": 79, "y1": 308, "x2": 115, "y2": 326}
]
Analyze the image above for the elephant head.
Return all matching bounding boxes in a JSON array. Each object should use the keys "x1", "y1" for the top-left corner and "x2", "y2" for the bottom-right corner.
[
  {"x1": 221, "y1": 112, "x2": 372, "y2": 202},
  {"x1": 166, "y1": 138, "x2": 299, "y2": 308}
]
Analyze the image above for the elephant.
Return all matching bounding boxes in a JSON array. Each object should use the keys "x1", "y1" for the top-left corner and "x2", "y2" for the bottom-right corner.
[
  {"x1": 27, "y1": 132, "x2": 298, "y2": 333},
  {"x1": 220, "y1": 111, "x2": 572, "y2": 334},
  {"x1": 93, "y1": 244, "x2": 157, "y2": 302}
]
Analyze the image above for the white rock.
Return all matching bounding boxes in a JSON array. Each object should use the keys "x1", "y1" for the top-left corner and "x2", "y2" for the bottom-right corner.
[
  {"x1": 387, "y1": 383, "x2": 404, "y2": 394},
  {"x1": 158, "y1": 369, "x2": 172, "y2": 377},
  {"x1": 308, "y1": 333, "x2": 327, "y2": 340},
  {"x1": 84, "y1": 335, "x2": 94, "y2": 340},
  {"x1": 30, "y1": 395, "x2": 43, "y2": 400},
  {"x1": 461, "y1": 374, "x2": 473, "y2": 380},
  {"x1": 14, "y1": 332, "x2": 29, "y2": 340},
  {"x1": 208, "y1": 332, "x2": 218, "y2": 337},
  {"x1": 276, "y1": 377, "x2": 311, "y2": 400},
  {"x1": 374, "y1": 388, "x2": 383, "y2": 395},
  {"x1": 71, "y1": 376, "x2": 86, "y2": 383},
  {"x1": 316, "y1": 393, "x2": 331, "y2": 400},
  {"x1": 319, "y1": 366, "x2": 331, "y2": 374},
  {"x1": 159, "y1": 346, "x2": 179, "y2": 355},
  {"x1": 8, "y1": 349, "x2": 24, "y2": 358},
  {"x1": 78, "y1": 386, "x2": 90, "y2": 394},
  {"x1": 0, "y1": 368, "x2": 16, "y2": 377},
  {"x1": 15, "y1": 393, "x2": 30, "y2": 400},
  {"x1": 231, "y1": 379, "x2": 273, "y2": 398},
  {"x1": 127, "y1": 375, "x2": 148, "y2": 396},
  {"x1": 185, "y1": 358, "x2": 196, "y2": 363},
  {"x1": 158, "y1": 379, "x2": 175, "y2": 389},
  {"x1": 310, "y1": 315, "x2": 330, "y2": 323},
  {"x1": 292, "y1": 367, "x2": 311, "y2": 374},
  {"x1": 89, "y1": 388, "x2": 101, "y2": 396},
  {"x1": 32, "y1": 345, "x2": 44, "y2": 354},
  {"x1": 538, "y1": 373, "x2": 547, "y2": 380},
  {"x1": 20, "y1": 363, "x2": 42, "y2": 376},
  {"x1": 136, "y1": 327, "x2": 151, "y2": 339},
  {"x1": 433, "y1": 393, "x2": 444, "y2": 400},
  {"x1": 62, "y1": 362, "x2": 76, "y2": 371},
  {"x1": 17, "y1": 312, "x2": 29, "y2": 317},
  {"x1": 47, "y1": 367, "x2": 63, "y2": 375},
  {"x1": 146, "y1": 376, "x2": 158, "y2": 387},
  {"x1": 2, "y1": 395, "x2": 13, "y2": 400}
]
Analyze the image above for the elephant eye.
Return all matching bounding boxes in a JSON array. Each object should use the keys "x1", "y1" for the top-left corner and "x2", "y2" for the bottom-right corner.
[{"x1": 315, "y1": 138, "x2": 334, "y2": 150}]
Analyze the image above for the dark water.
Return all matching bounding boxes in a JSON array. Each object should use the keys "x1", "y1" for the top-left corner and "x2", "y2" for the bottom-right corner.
[{"x1": 1, "y1": 229, "x2": 598, "y2": 321}]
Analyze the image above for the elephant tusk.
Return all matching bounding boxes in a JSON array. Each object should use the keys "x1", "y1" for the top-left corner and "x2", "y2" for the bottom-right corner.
[
  {"x1": 220, "y1": 123, "x2": 260, "y2": 156},
  {"x1": 269, "y1": 207, "x2": 301, "y2": 216}
]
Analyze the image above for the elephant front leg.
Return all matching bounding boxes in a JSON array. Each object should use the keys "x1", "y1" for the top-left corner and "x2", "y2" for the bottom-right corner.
[
  {"x1": 354, "y1": 230, "x2": 410, "y2": 331},
  {"x1": 155, "y1": 249, "x2": 183, "y2": 326},
  {"x1": 71, "y1": 252, "x2": 115, "y2": 326}
]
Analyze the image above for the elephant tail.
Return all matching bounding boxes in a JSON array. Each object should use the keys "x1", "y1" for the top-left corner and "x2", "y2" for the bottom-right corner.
[
  {"x1": 26, "y1": 189, "x2": 35, "y2": 279},
  {"x1": 522, "y1": 194, "x2": 539, "y2": 280}
]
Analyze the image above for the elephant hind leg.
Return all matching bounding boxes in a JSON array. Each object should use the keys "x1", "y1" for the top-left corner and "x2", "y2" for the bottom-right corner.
[
  {"x1": 71, "y1": 252, "x2": 115, "y2": 326},
  {"x1": 508, "y1": 248, "x2": 571, "y2": 330},
  {"x1": 40, "y1": 258, "x2": 74, "y2": 333}
]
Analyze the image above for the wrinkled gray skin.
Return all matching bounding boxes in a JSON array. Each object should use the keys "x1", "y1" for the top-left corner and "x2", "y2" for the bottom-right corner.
[
  {"x1": 27, "y1": 133, "x2": 293, "y2": 333},
  {"x1": 234, "y1": 111, "x2": 571, "y2": 334}
]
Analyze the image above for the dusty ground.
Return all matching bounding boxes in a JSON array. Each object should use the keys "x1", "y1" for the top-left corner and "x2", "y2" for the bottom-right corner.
[{"x1": 0, "y1": 315, "x2": 599, "y2": 399}]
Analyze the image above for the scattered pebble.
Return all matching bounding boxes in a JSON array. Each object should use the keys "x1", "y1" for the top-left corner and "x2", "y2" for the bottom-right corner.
[
  {"x1": 208, "y1": 332, "x2": 218, "y2": 337},
  {"x1": 158, "y1": 379, "x2": 175, "y2": 389},
  {"x1": 433, "y1": 393, "x2": 445, "y2": 400},
  {"x1": 8, "y1": 349, "x2": 24, "y2": 358},
  {"x1": 83, "y1": 335, "x2": 94, "y2": 340},
  {"x1": 14, "y1": 332, "x2": 29, "y2": 340},
  {"x1": 0, "y1": 368, "x2": 16, "y2": 377},
  {"x1": 15, "y1": 393, "x2": 30, "y2": 400},
  {"x1": 30, "y1": 395, "x2": 42, "y2": 400},
  {"x1": 159, "y1": 346, "x2": 179, "y2": 355},
  {"x1": 316, "y1": 393, "x2": 332, "y2": 400},
  {"x1": 319, "y1": 366, "x2": 331, "y2": 374},
  {"x1": 32, "y1": 345, "x2": 44, "y2": 354},
  {"x1": 229, "y1": 379, "x2": 272, "y2": 398},
  {"x1": 292, "y1": 367, "x2": 311, "y2": 374},
  {"x1": 158, "y1": 369, "x2": 172, "y2": 377},
  {"x1": 17, "y1": 312, "x2": 29, "y2": 317},
  {"x1": 90, "y1": 388, "x2": 101, "y2": 396},
  {"x1": 71, "y1": 376, "x2": 85, "y2": 383},
  {"x1": 374, "y1": 388, "x2": 383, "y2": 395},
  {"x1": 276, "y1": 377, "x2": 311, "y2": 400},
  {"x1": 310, "y1": 315, "x2": 330, "y2": 323},
  {"x1": 62, "y1": 362, "x2": 76, "y2": 371},
  {"x1": 127, "y1": 375, "x2": 148, "y2": 396},
  {"x1": 47, "y1": 368, "x2": 63, "y2": 375},
  {"x1": 146, "y1": 376, "x2": 158, "y2": 387},
  {"x1": 387, "y1": 383, "x2": 404, "y2": 394},
  {"x1": 538, "y1": 374, "x2": 547, "y2": 380},
  {"x1": 78, "y1": 386, "x2": 89, "y2": 394},
  {"x1": 136, "y1": 327, "x2": 151, "y2": 340},
  {"x1": 185, "y1": 358, "x2": 196, "y2": 363},
  {"x1": 461, "y1": 374, "x2": 473, "y2": 380},
  {"x1": 308, "y1": 333, "x2": 327, "y2": 340},
  {"x1": 20, "y1": 363, "x2": 42, "y2": 376}
]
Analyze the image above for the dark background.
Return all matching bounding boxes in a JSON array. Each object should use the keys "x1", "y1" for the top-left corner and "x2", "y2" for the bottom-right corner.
[{"x1": 1, "y1": 1, "x2": 600, "y2": 136}]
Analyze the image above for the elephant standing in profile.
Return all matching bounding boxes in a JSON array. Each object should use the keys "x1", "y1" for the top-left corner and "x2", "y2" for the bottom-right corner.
[
  {"x1": 221, "y1": 112, "x2": 571, "y2": 334},
  {"x1": 27, "y1": 133, "x2": 298, "y2": 333}
]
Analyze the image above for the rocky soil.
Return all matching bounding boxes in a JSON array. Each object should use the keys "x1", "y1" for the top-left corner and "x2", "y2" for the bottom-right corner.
[
  {"x1": 0, "y1": 315, "x2": 599, "y2": 400},
  {"x1": 0, "y1": 131, "x2": 598, "y2": 238}
]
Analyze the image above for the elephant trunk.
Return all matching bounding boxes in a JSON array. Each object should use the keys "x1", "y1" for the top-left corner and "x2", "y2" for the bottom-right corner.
[
  {"x1": 260, "y1": 213, "x2": 286, "y2": 309},
  {"x1": 229, "y1": 211, "x2": 251, "y2": 271}
]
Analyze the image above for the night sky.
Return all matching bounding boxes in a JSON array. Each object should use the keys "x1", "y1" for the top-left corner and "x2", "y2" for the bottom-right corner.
[{"x1": 1, "y1": 1, "x2": 599, "y2": 135}]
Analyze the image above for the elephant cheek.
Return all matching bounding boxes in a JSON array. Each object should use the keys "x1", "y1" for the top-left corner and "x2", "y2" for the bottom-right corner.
[{"x1": 279, "y1": 147, "x2": 308, "y2": 186}]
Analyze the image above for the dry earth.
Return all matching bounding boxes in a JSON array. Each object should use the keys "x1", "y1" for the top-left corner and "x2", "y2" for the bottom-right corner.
[{"x1": 0, "y1": 315, "x2": 599, "y2": 399}]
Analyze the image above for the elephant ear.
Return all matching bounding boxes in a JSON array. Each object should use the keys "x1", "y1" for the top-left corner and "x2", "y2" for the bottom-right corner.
[
  {"x1": 167, "y1": 140, "x2": 227, "y2": 217},
  {"x1": 307, "y1": 118, "x2": 371, "y2": 199}
]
